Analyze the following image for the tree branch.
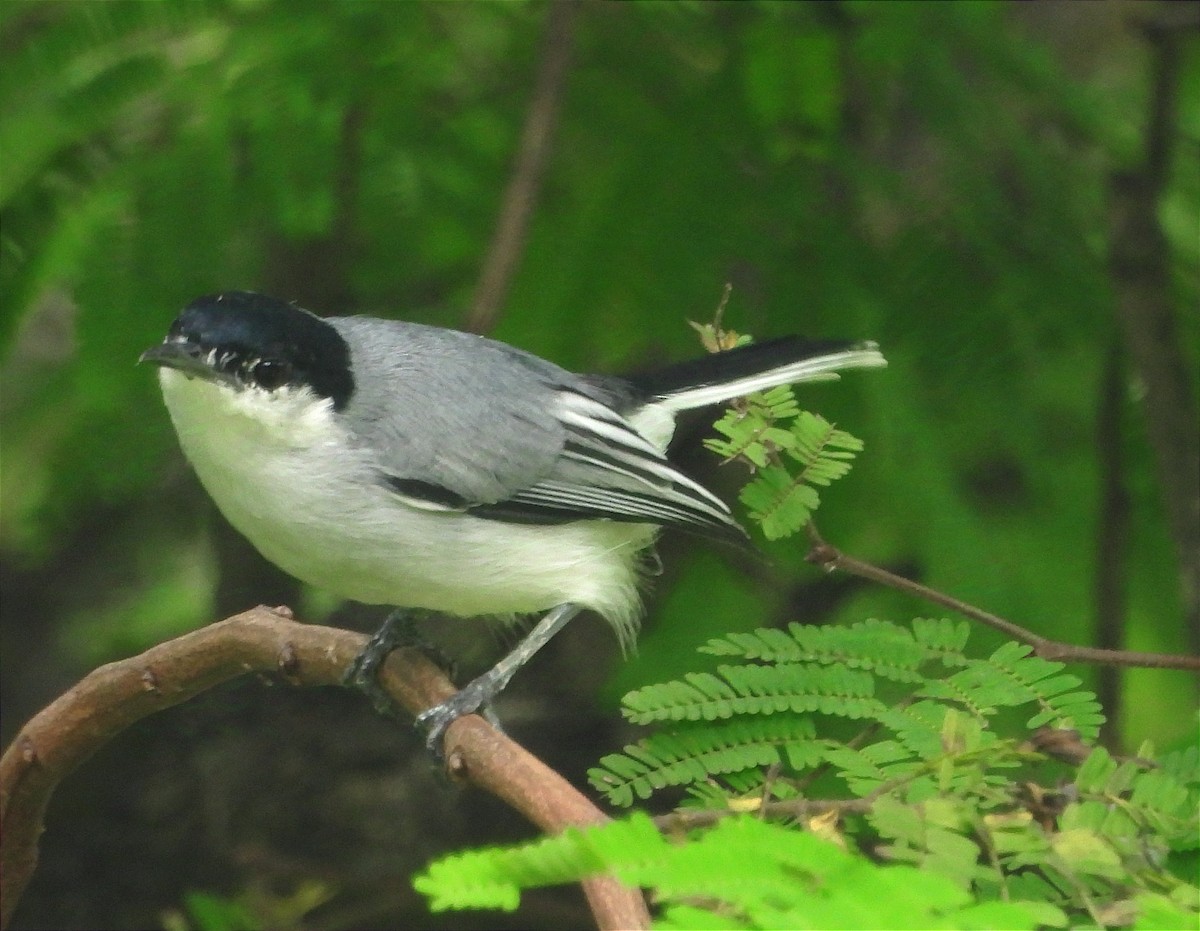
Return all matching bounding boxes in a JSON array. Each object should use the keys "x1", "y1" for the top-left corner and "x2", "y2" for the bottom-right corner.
[
  {"x1": 0, "y1": 607, "x2": 649, "y2": 931},
  {"x1": 464, "y1": 1, "x2": 577, "y2": 334},
  {"x1": 805, "y1": 524, "x2": 1200, "y2": 672}
]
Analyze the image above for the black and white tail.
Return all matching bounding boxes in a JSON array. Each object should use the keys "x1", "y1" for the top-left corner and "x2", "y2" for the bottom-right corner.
[{"x1": 632, "y1": 336, "x2": 886, "y2": 415}]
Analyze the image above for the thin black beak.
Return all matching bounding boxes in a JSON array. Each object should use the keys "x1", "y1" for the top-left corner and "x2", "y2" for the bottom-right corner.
[{"x1": 139, "y1": 342, "x2": 235, "y2": 386}]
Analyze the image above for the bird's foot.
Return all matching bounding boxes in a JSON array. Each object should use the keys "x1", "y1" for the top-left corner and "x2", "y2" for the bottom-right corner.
[
  {"x1": 415, "y1": 677, "x2": 504, "y2": 759},
  {"x1": 342, "y1": 610, "x2": 451, "y2": 719}
]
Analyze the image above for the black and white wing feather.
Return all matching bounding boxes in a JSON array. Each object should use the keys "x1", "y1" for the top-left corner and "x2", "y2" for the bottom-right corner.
[{"x1": 467, "y1": 389, "x2": 747, "y2": 546}]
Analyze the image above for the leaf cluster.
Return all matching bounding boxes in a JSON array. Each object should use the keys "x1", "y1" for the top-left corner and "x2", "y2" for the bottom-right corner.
[
  {"x1": 418, "y1": 619, "x2": 1199, "y2": 929},
  {"x1": 704, "y1": 385, "x2": 863, "y2": 540}
]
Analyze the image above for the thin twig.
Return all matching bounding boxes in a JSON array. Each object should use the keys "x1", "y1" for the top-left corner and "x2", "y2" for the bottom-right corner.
[
  {"x1": 0, "y1": 607, "x2": 649, "y2": 931},
  {"x1": 805, "y1": 524, "x2": 1200, "y2": 672},
  {"x1": 655, "y1": 795, "x2": 875, "y2": 834},
  {"x1": 465, "y1": 1, "x2": 577, "y2": 334},
  {"x1": 654, "y1": 760, "x2": 923, "y2": 834}
]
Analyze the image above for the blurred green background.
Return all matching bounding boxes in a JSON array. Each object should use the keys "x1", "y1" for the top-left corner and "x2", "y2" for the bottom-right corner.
[{"x1": 2, "y1": 2, "x2": 1197, "y2": 929}]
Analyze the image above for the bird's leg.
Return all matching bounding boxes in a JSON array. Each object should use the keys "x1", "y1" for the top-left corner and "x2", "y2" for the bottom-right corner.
[
  {"x1": 416, "y1": 602, "x2": 583, "y2": 754},
  {"x1": 342, "y1": 609, "x2": 449, "y2": 718}
]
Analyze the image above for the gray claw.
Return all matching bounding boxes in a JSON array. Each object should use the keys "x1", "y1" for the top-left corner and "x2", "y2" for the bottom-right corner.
[{"x1": 415, "y1": 685, "x2": 496, "y2": 756}]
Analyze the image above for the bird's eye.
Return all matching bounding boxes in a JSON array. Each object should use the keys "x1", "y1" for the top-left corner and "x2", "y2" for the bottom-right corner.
[{"x1": 250, "y1": 359, "x2": 292, "y2": 390}]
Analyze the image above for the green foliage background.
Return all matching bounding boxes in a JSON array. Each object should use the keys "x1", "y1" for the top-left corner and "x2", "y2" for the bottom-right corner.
[
  {"x1": 1, "y1": 1, "x2": 1197, "y2": 926},
  {"x1": 3, "y1": 0, "x2": 1197, "y2": 739}
]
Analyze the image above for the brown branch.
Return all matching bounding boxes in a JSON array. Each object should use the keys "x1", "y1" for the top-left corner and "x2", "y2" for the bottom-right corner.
[
  {"x1": 0, "y1": 607, "x2": 650, "y2": 931},
  {"x1": 804, "y1": 524, "x2": 1200, "y2": 672},
  {"x1": 464, "y1": 1, "x2": 577, "y2": 334}
]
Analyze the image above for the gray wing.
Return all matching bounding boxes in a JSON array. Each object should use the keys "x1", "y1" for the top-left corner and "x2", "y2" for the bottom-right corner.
[{"x1": 330, "y1": 317, "x2": 747, "y2": 546}]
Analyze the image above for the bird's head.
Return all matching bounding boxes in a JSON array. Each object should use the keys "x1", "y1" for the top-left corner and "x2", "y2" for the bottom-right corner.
[{"x1": 140, "y1": 291, "x2": 354, "y2": 410}]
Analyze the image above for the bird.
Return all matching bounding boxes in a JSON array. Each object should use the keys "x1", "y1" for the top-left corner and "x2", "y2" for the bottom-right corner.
[{"x1": 141, "y1": 291, "x2": 886, "y2": 749}]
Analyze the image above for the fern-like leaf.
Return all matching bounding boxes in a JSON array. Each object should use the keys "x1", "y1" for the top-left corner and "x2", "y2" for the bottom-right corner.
[
  {"x1": 621, "y1": 662, "x2": 883, "y2": 725},
  {"x1": 413, "y1": 813, "x2": 664, "y2": 912},
  {"x1": 702, "y1": 618, "x2": 933, "y2": 683},
  {"x1": 917, "y1": 642, "x2": 1103, "y2": 739},
  {"x1": 911, "y1": 617, "x2": 972, "y2": 666},
  {"x1": 704, "y1": 387, "x2": 804, "y2": 468},
  {"x1": 589, "y1": 716, "x2": 824, "y2": 806},
  {"x1": 736, "y1": 412, "x2": 863, "y2": 540},
  {"x1": 739, "y1": 469, "x2": 820, "y2": 540},
  {"x1": 703, "y1": 374, "x2": 866, "y2": 540}
]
